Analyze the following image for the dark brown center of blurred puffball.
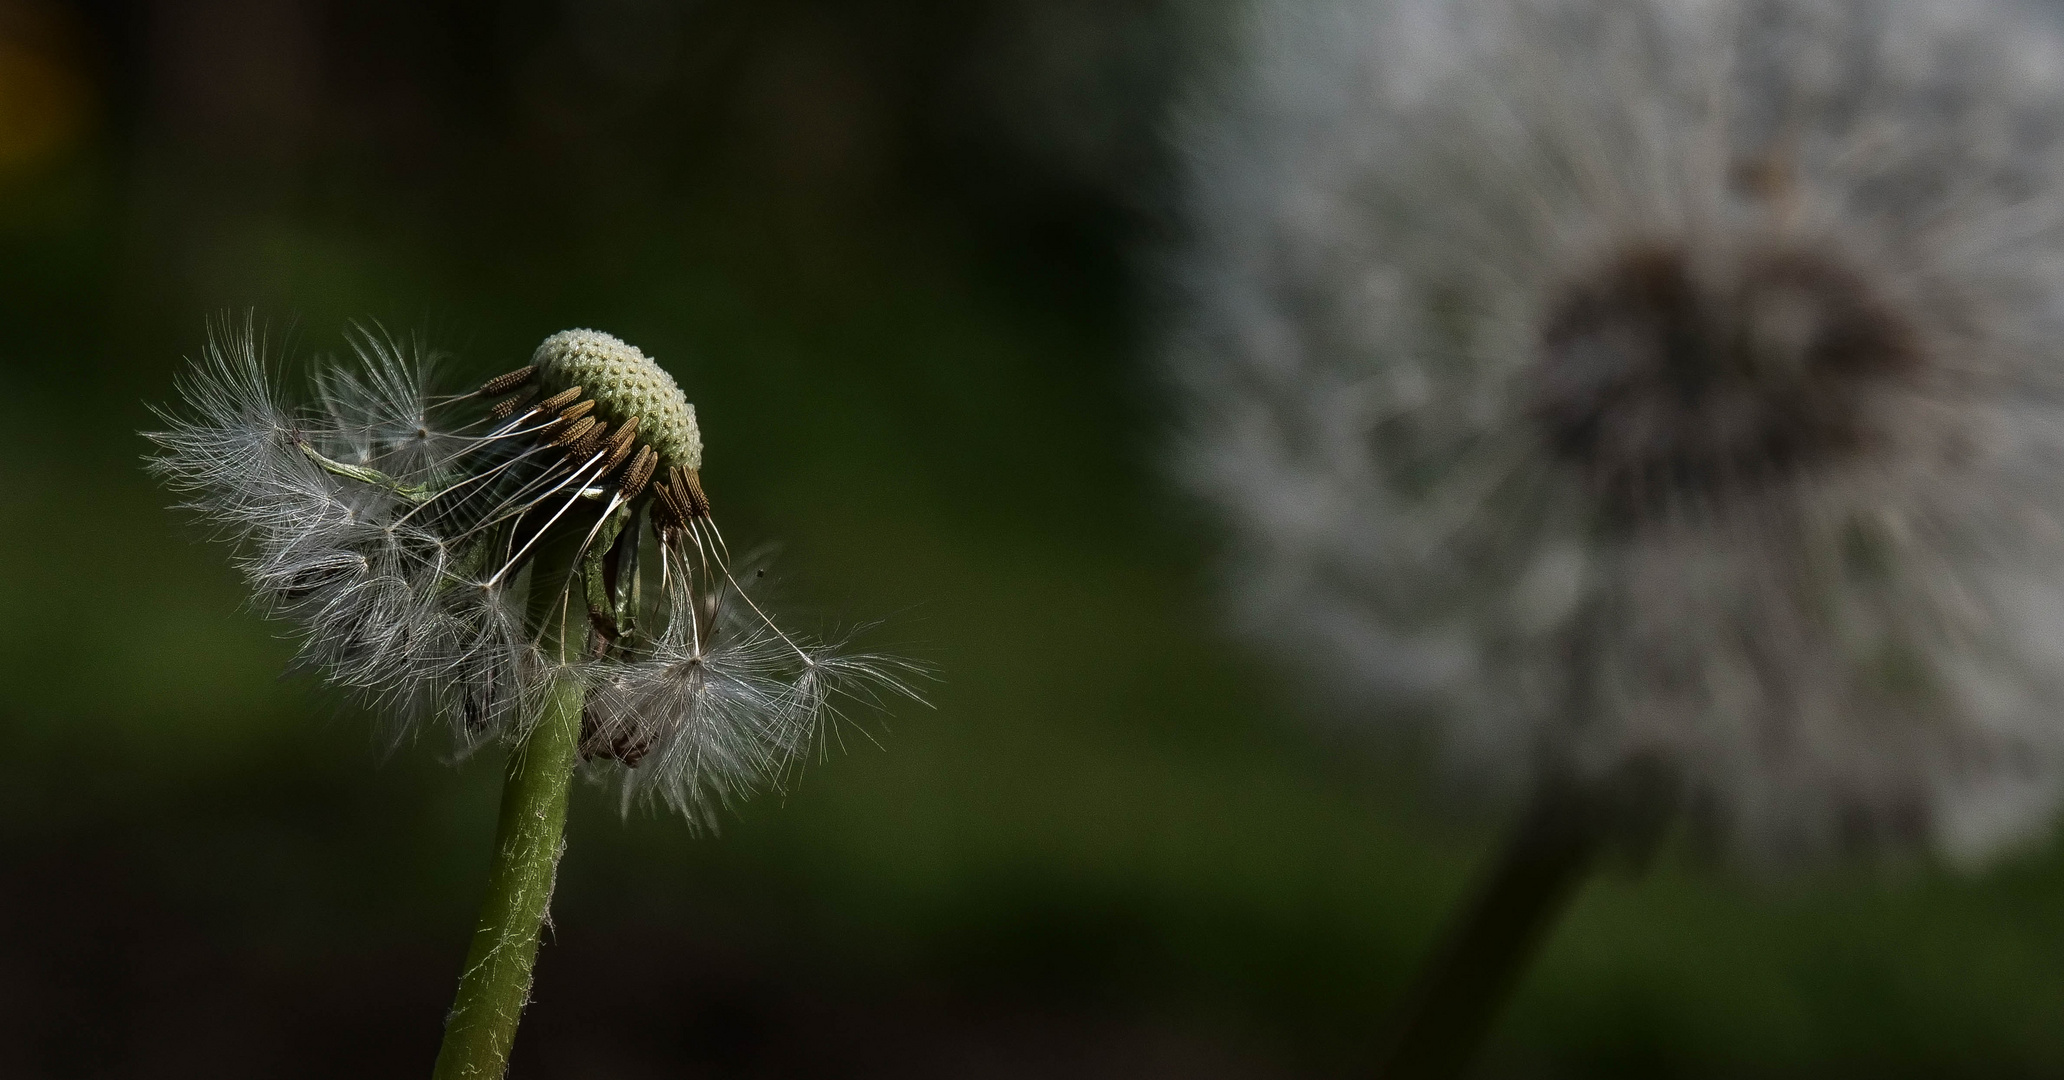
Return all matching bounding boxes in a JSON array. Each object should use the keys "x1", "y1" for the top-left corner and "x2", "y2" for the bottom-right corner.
[{"x1": 1532, "y1": 240, "x2": 1920, "y2": 521}]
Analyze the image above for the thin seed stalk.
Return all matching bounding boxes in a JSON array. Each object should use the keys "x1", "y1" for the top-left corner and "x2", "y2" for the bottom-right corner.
[{"x1": 431, "y1": 673, "x2": 583, "y2": 1079}]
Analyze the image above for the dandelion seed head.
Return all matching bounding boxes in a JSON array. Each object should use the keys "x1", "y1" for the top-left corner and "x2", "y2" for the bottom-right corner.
[
  {"x1": 147, "y1": 319, "x2": 916, "y2": 827},
  {"x1": 1173, "y1": 0, "x2": 2064, "y2": 865}
]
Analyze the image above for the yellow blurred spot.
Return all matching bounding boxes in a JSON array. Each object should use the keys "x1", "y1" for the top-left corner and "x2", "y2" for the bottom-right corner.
[{"x1": 0, "y1": 4, "x2": 89, "y2": 173}]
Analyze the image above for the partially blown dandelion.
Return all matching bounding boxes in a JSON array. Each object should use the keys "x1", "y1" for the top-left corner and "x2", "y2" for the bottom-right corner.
[
  {"x1": 1173, "y1": 0, "x2": 2064, "y2": 1071},
  {"x1": 147, "y1": 320, "x2": 918, "y2": 1077}
]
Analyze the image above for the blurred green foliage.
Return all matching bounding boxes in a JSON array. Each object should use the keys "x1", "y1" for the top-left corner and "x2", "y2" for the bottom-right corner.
[{"x1": 7, "y1": 1, "x2": 2064, "y2": 1076}]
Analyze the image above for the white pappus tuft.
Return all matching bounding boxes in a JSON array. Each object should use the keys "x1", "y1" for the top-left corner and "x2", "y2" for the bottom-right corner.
[
  {"x1": 147, "y1": 317, "x2": 921, "y2": 825},
  {"x1": 1172, "y1": 0, "x2": 2064, "y2": 865}
]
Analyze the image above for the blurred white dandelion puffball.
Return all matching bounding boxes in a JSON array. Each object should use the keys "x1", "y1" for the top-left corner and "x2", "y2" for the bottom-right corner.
[
  {"x1": 1172, "y1": 0, "x2": 2064, "y2": 864},
  {"x1": 148, "y1": 323, "x2": 917, "y2": 827}
]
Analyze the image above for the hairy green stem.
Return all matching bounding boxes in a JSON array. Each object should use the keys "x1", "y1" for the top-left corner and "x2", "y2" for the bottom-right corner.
[{"x1": 431, "y1": 673, "x2": 583, "y2": 1078}]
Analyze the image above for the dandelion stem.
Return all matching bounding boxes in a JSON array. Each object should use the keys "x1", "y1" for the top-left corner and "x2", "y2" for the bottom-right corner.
[
  {"x1": 431, "y1": 672, "x2": 582, "y2": 1079},
  {"x1": 1375, "y1": 787, "x2": 1607, "y2": 1079}
]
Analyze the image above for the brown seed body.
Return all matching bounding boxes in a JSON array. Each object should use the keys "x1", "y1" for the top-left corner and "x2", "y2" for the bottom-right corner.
[
  {"x1": 489, "y1": 386, "x2": 538, "y2": 419},
  {"x1": 621, "y1": 446, "x2": 657, "y2": 499},
  {"x1": 552, "y1": 416, "x2": 597, "y2": 448},
  {"x1": 538, "y1": 387, "x2": 584, "y2": 415},
  {"x1": 652, "y1": 481, "x2": 688, "y2": 528},
  {"x1": 676, "y1": 466, "x2": 710, "y2": 518},
  {"x1": 602, "y1": 418, "x2": 641, "y2": 473},
  {"x1": 480, "y1": 365, "x2": 538, "y2": 396},
  {"x1": 570, "y1": 421, "x2": 610, "y2": 459}
]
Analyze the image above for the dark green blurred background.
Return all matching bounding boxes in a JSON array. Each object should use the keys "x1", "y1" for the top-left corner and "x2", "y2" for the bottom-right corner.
[{"x1": 8, "y1": 1, "x2": 2064, "y2": 1076}]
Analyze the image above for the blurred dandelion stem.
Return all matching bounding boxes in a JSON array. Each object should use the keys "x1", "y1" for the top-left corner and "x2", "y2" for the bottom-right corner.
[
  {"x1": 431, "y1": 671, "x2": 582, "y2": 1079},
  {"x1": 1377, "y1": 787, "x2": 1609, "y2": 1078}
]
